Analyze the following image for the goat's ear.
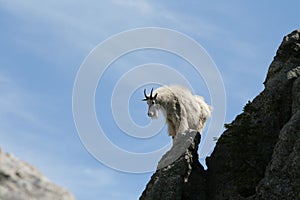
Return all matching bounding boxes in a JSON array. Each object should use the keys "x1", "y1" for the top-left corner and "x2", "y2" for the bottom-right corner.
[
  {"x1": 142, "y1": 98, "x2": 148, "y2": 101},
  {"x1": 153, "y1": 93, "x2": 158, "y2": 99}
]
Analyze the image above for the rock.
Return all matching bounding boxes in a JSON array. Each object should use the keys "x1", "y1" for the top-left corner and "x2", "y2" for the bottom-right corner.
[
  {"x1": 140, "y1": 30, "x2": 300, "y2": 199},
  {"x1": 287, "y1": 66, "x2": 300, "y2": 79},
  {"x1": 255, "y1": 33, "x2": 300, "y2": 198},
  {"x1": 206, "y1": 29, "x2": 300, "y2": 199},
  {"x1": 255, "y1": 110, "x2": 300, "y2": 200},
  {"x1": 0, "y1": 149, "x2": 76, "y2": 200},
  {"x1": 140, "y1": 131, "x2": 207, "y2": 200}
]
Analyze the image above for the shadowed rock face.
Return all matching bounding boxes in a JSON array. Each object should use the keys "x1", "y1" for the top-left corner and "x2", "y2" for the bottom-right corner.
[
  {"x1": 140, "y1": 131, "x2": 207, "y2": 200},
  {"x1": 140, "y1": 30, "x2": 300, "y2": 200},
  {"x1": 0, "y1": 149, "x2": 75, "y2": 200},
  {"x1": 207, "y1": 29, "x2": 300, "y2": 200}
]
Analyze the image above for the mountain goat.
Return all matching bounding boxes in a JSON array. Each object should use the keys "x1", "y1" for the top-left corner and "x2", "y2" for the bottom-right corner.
[{"x1": 143, "y1": 85, "x2": 212, "y2": 140}]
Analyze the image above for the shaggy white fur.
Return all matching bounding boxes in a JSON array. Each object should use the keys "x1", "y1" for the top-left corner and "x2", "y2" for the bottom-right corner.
[{"x1": 144, "y1": 85, "x2": 212, "y2": 140}]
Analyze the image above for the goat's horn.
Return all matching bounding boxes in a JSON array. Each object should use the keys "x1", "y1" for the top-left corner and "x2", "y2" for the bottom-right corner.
[
  {"x1": 142, "y1": 89, "x2": 149, "y2": 101},
  {"x1": 150, "y1": 88, "x2": 153, "y2": 99}
]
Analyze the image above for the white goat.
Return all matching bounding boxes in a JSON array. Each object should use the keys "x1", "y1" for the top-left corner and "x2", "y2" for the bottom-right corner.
[{"x1": 143, "y1": 85, "x2": 212, "y2": 140}]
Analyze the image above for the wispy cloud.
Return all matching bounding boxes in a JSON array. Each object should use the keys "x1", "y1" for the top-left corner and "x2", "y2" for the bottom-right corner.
[
  {"x1": 111, "y1": 0, "x2": 154, "y2": 14},
  {"x1": 82, "y1": 167, "x2": 116, "y2": 187},
  {"x1": 0, "y1": 73, "x2": 53, "y2": 131},
  {"x1": 1, "y1": 1, "x2": 107, "y2": 53}
]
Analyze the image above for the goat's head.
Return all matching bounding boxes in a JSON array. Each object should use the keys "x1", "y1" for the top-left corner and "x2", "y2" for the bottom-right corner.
[{"x1": 142, "y1": 88, "x2": 159, "y2": 119}]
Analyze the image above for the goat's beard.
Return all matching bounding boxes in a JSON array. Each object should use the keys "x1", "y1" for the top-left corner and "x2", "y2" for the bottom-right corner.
[
  {"x1": 150, "y1": 110, "x2": 158, "y2": 119},
  {"x1": 148, "y1": 106, "x2": 159, "y2": 119}
]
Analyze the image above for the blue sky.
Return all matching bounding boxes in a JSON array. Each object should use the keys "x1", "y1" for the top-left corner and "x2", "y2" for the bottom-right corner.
[{"x1": 0, "y1": 1, "x2": 299, "y2": 199}]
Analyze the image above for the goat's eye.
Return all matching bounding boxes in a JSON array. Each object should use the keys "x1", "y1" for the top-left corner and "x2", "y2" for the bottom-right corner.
[{"x1": 152, "y1": 101, "x2": 155, "y2": 105}]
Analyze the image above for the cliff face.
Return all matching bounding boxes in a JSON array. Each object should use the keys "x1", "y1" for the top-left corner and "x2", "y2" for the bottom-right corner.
[
  {"x1": 140, "y1": 30, "x2": 300, "y2": 200},
  {"x1": 0, "y1": 148, "x2": 75, "y2": 200},
  {"x1": 207, "y1": 29, "x2": 300, "y2": 200}
]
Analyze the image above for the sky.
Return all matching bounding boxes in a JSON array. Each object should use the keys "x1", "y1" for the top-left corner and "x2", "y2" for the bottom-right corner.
[{"x1": 0, "y1": 1, "x2": 299, "y2": 199}]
